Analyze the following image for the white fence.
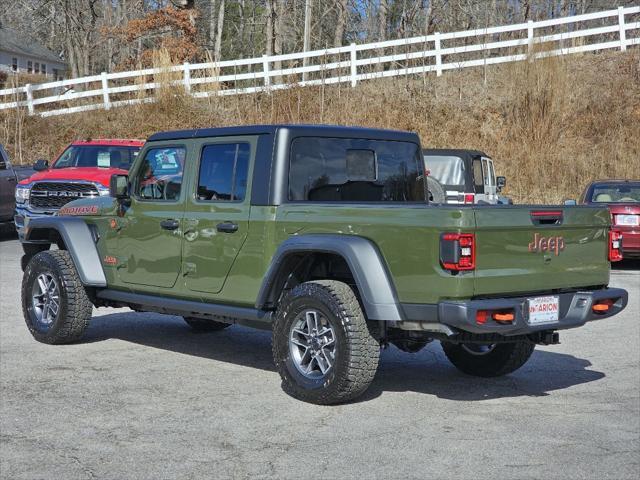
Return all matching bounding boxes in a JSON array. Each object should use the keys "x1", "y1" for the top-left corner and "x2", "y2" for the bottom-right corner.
[{"x1": 1, "y1": 5, "x2": 638, "y2": 118}]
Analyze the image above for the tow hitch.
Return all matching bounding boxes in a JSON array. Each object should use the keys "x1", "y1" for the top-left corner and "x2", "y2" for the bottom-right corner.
[{"x1": 529, "y1": 331, "x2": 560, "y2": 345}]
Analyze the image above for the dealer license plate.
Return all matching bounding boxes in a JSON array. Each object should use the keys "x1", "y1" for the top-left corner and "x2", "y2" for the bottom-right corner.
[
  {"x1": 616, "y1": 214, "x2": 639, "y2": 226},
  {"x1": 527, "y1": 296, "x2": 559, "y2": 325}
]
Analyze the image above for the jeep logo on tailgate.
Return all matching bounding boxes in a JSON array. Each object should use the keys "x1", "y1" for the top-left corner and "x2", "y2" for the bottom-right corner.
[{"x1": 528, "y1": 233, "x2": 565, "y2": 256}]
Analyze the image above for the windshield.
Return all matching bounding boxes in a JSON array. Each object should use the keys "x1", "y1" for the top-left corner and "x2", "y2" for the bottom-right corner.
[
  {"x1": 424, "y1": 155, "x2": 465, "y2": 187},
  {"x1": 53, "y1": 145, "x2": 140, "y2": 170},
  {"x1": 590, "y1": 183, "x2": 640, "y2": 203}
]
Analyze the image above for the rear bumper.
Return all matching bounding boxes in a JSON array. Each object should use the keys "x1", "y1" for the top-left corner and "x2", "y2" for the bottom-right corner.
[{"x1": 399, "y1": 287, "x2": 628, "y2": 336}]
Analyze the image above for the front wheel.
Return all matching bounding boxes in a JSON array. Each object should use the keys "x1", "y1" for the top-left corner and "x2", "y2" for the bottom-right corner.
[
  {"x1": 272, "y1": 280, "x2": 380, "y2": 405},
  {"x1": 440, "y1": 340, "x2": 535, "y2": 377},
  {"x1": 21, "y1": 250, "x2": 93, "y2": 344}
]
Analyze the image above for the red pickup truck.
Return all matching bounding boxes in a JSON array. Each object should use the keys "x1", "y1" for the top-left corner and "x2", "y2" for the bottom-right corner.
[
  {"x1": 579, "y1": 179, "x2": 640, "y2": 259},
  {"x1": 14, "y1": 139, "x2": 144, "y2": 252}
]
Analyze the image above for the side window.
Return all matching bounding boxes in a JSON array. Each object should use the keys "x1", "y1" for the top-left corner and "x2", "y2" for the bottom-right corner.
[
  {"x1": 54, "y1": 147, "x2": 76, "y2": 168},
  {"x1": 487, "y1": 160, "x2": 495, "y2": 186},
  {"x1": 197, "y1": 143, "x2": 250, "y2": 202},
  {"x1": 135, "y1": 147, "x2": 185, "y2": 201},
  {"x1": 472, "y1": 159, "x2": 484, "y2": 193}
]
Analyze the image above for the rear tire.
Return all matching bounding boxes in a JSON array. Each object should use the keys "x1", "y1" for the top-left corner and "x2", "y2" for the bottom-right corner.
[
  {"x1": 21, "y1": 250, "x2": 93, "y2": 344},
  {"x1": 183, "y1": 317, "x2": 230, "y2": 332},
  {"x1": 440, "y1": 340, "x2": 534, "y2": 377},
  {"x1": 273, "y1": 280, "x2": 380, "y2": 405}
]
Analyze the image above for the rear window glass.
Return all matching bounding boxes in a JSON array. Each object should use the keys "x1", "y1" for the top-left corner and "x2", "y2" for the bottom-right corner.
[
  {"x1": 289, "y1": 137, "x2": 425, "y2": 202},
  {"x1": 53, "y1": 145, "x2": 140, "y2": 170},
  {"x1": 591, "y1": 184, "x2": 640, "y2": 203},
  {"x1": 424, "y1": 155, "x2": 465, "y2": 187}
]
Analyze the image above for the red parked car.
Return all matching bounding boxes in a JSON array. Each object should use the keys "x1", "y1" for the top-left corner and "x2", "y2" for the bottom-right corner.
[
  {"x1": 580, "y1": 180, "x2": 640, "y2": 259},
  {"x1": 14, "y1": 139, "x2": 144, "y2": 247}
]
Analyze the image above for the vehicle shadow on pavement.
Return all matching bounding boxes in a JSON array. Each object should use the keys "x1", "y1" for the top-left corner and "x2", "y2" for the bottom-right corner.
[
  {"x1": 84, "y1": 311, "x2": 605, "y2": 403},
  {"x1": 363, "y1": 347, "x2": 605, "y2": 402}
]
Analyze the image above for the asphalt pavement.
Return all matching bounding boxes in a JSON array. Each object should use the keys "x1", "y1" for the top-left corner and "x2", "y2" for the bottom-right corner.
[{"x1": 1, "y1": 232, "x2": 639, "y2": 480}]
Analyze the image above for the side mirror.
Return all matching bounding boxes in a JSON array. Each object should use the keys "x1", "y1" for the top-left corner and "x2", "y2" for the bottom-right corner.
[
  {"x1": 496, "y1": 176, "x2": 506, "y2": 191},
  {"x1": 33, "y1": 159, "x2": 49, "y2": 171},
  {"x1": 563, "y1": 199, "x2": 577, "y2": 206},
  {"x1": 110, "y1": 174, "x2": 129, "y2": 199}
]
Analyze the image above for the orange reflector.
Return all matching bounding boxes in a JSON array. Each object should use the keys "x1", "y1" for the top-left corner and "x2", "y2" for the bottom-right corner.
[
  {"x1": 592, "y1": 303, "x2": 610, "y2": 312},
  {"x1": 492, "y1": 311, "x2": 515, "y2": 323}
]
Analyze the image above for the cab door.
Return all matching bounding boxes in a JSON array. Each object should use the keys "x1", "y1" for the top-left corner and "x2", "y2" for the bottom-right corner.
[
  {"x1": 116, "y1": 144, "x2": 188, "y2": 288},
  {"x1": 182, "y1": 137, "x2": 253, "y2": 295}
]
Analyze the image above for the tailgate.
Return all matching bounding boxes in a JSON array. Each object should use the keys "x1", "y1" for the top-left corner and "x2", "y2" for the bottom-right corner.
[{"x1": 473, "y1": 206, "x2": 611, "y2": 296}]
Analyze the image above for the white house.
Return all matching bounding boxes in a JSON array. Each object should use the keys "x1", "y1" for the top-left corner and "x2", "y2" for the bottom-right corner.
[{"x1": 0, "y1": 24, "x2": 67, "y2": 80}]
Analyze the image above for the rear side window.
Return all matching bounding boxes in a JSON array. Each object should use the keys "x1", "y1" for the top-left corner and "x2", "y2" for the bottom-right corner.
[
  {"x1": 289, "y1": 137, "x2": 425, "y2": 202},
  {"x1": 197, "y1": 143, "x2": 250, "y2": 202}
]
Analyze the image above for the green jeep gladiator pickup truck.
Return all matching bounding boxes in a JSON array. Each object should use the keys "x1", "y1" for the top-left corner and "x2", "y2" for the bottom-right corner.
[{"x1": 20, "y1": 125, "x2": 628, "y2": 404}]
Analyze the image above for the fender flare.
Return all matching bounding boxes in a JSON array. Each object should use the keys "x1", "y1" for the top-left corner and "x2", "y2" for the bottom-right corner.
[
  {"x1": 256, "y1": 234, "x2": 403, "y2": 322},
  {"x1": 24, "y1": 217, "x2": 107, "y2": 287}
]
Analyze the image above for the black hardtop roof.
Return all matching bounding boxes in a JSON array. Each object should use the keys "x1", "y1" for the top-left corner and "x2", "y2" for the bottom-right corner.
[
  {"x1": 423, "y1": 148, "x2": 489, "y2": 160},
  {"x1": 147, "y1": 124, "x2": 420, "y2": 143}
]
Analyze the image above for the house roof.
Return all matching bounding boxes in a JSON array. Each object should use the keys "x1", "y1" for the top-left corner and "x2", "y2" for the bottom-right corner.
[{"x1": 0, "y1": 25, "x2": 65, "y2": 64}]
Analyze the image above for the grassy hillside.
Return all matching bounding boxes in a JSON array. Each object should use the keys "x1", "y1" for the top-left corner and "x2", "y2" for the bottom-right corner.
[{"x1": 1, "y1": 51, "x2": 639, "y2": 204}]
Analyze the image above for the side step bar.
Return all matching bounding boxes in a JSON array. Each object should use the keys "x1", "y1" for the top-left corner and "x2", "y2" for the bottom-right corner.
[{"x1": 96, "y1": 289, "x2": 273, "y2": 328}]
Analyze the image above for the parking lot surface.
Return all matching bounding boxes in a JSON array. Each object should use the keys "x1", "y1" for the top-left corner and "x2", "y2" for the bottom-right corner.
[{"x1": 1, "y1": 234, "x2": 639, "y2": 480}]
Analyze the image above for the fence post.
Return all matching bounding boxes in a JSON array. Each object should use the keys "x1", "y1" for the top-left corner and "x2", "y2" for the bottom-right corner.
[
  {"x1": 527, "y1": 20, "x2": 534, "y2": 60},
  {"x1": 434, "y1": 32, "x2": 442, "y2": 77},
  {"x1": 25, "y1": 84, "x2": 34, "y2": 115},
  {"x1": 183, "y1": 62, "x2": 191, "y2": 93},
  {"x1": 262, "y1": 55, "x2": 271, "y2": 88},
  {"x1": 350, "y1": 43, "x2": 357, "y2": 87},
  {"x1": 101, "y1": 72, "x2": 111, "y2": 110},
  {"x1": 618, "y1": 6, "x2": 627, "y2": 52}
]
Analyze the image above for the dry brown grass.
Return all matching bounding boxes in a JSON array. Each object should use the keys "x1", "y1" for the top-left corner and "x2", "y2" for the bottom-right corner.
[{"x1": 1, "y1": 51, "x2": 639, "y2": 203}]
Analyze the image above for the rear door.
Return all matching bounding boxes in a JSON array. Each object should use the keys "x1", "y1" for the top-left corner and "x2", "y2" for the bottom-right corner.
[
  {"x1": 116, "y1": 144, "x2": 187, "y2": 288},
  {"x1": 182, "y1": 136, "x2": 253, "y2": 294},
  {"x1": 473, "y1": 206, "x2": 611, "y2": 296}
]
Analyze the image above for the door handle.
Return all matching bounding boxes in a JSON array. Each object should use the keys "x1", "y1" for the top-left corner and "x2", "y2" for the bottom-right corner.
[
  {"x1": 6, "y1": 177, "x2": 16, "y2": 182},
  {"x1": 160, "y1": 219, "x2": 180, "y2": 231},
  {"x1": 216, "y1": 222, "x2": 238, "y2": 233}
]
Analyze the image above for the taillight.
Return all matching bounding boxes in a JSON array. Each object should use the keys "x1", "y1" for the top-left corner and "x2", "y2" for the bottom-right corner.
[
  {"x1": 464, "y1": 193, "x2": 475, "y2": 204},
  {"x1": 440, "y1": 233, "x2": 475, "y2": 271},
  {"x1": 609, "y1": 230, "x2": 623, "y2": 262}
]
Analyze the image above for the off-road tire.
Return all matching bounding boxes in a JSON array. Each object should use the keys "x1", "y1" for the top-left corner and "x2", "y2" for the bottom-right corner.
[
  {"x1": 272, "y1": 280, "x2": 380, "y2": 405},
  {"x1": 440, "y1": 340, "x2": 535, "y2": 377},
  {"x1": 183, "y1": 317, "x2": 231, "y2": 332},
  {"x1": 22, "y1": 250, "x2": 93, "y2": 344},
  {"x1": 21, "y1": 243, "x2": 50, "y2": 271},
  {"x1": 427, "y1": 176, "x2": 446, "y2": 204}
]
